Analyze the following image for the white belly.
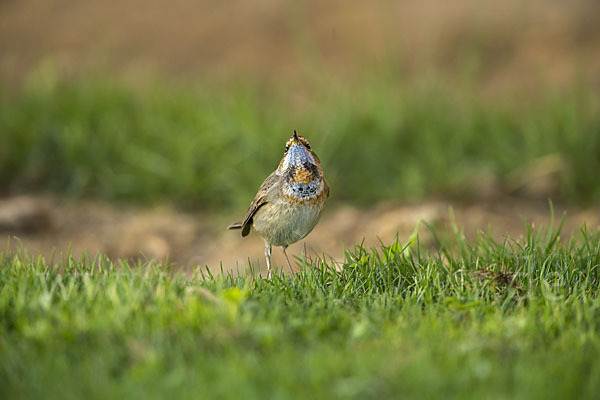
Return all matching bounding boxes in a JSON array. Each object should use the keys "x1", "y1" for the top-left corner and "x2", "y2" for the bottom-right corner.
[{"x1": 252, "y1": 197, "x2": 324, "y2": 247}]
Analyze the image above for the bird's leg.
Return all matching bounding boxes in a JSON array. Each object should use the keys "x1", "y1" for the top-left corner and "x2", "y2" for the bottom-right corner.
[
  {"x1": 282, "y1": 246, "x2": 294, "y2": 274},
  {"x1": 265, "y1": 242, "x2": 272, "y2": 279}
]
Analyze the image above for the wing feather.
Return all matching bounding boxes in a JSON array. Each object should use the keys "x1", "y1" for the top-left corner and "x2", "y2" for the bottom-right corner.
[{"x1": 237, "y1": 172, "x2": 280, "y2": 237}]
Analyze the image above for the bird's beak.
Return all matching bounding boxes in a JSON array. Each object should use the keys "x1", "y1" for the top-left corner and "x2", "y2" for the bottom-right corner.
[{"x1": 290, "y1": 130, "x2": 300, "y2": 146}]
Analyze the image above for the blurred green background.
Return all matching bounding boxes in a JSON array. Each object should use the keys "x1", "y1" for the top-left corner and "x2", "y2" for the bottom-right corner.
[
  {"x1": 1, "y1": 0, "x2": 600, "y2": 211},
  {"x1": 2, "y1": 75, "x2": 600, "y2": 210}
]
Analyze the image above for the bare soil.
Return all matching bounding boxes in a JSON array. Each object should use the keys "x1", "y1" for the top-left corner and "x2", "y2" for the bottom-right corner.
[
  {"x1": 1, "y1": 0, "x2": 600, "y2": 92},
  {"x1": 2, "y1": 196, "x2": 598, "y2": 274}
]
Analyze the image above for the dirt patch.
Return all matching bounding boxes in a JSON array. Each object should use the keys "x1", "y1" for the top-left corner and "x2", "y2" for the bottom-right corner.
[
  {"x1": 1, "y1": 196, "x2": 598, "y2": 275},
  {"x1": 1, "y1": 0, "x2": 600, "y2": 92}
]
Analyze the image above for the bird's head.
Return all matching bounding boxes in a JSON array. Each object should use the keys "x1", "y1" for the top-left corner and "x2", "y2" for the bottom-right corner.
[
  {"x1": 278, "y1": 131, "x2": 324, "y2": 201},
  {"x1": 279, "y1": 130, "x2": 317, "y2": 171}
]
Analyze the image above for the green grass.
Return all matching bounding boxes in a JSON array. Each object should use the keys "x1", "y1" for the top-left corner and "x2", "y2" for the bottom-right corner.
[
  {"x1": 1, "y1": 73, "x2": 600, "y2": 209},
  {"x1": 1, "y1": 221, "x2": 600, "y2": 399}
]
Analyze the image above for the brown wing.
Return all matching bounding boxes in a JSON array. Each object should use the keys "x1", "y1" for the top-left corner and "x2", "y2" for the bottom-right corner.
[
  {"x1": 323, "y1": 177, "x2": 330, "y2": 198},
  {"x1": 235, "y1": 171, "x2": 280, "y2": 237}
]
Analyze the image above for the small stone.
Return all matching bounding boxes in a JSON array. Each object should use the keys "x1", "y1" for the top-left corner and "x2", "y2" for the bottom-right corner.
[{"x1": 0, "y1": 196, "x2": 53, "y2": 233}]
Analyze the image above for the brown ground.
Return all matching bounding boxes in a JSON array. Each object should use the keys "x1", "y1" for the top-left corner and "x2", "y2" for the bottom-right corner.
[
  {"x1": 2, "y1": 196, "x2": 598, "y2": 274},
  {"x1": 1, "y1": 0, "x2": 600, "y2": 93}
]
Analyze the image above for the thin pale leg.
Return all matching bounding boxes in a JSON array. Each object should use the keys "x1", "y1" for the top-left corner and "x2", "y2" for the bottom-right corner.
[
  {"x1": 265, "y1": 242, "x2": 272, "y2": 279},
  {"x1": 282, "y1": 246, "x2": 294, "y2": 274}
]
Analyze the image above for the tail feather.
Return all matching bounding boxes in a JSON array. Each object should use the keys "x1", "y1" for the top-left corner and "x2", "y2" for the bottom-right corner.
[
  {"x1": 228, "y1": 220, "x2": 252, "y2": 237},
  {"x1": 227, "y1": 222, "x2": 242, "y2": 230}
]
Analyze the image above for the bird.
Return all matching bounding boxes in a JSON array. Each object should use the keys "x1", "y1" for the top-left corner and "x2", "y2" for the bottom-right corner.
[{"x1": 228, "y1": 130, "x2": 329, "y2": 278}]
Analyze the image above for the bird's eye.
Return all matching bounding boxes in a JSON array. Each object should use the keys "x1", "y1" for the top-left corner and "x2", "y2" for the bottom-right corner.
[{"x1": 285, "y1": 145, "x2": 290, "y2": 153}]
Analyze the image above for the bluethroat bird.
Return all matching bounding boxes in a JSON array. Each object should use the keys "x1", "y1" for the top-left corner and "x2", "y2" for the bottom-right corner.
[{"x1": 228, "y1": 131, "x2": 329, "y2": 278}]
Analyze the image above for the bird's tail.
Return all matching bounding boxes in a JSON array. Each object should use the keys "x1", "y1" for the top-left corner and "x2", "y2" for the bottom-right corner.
[{"x1": 227, "y1": 222, "x2": 242, "y2": 230}]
